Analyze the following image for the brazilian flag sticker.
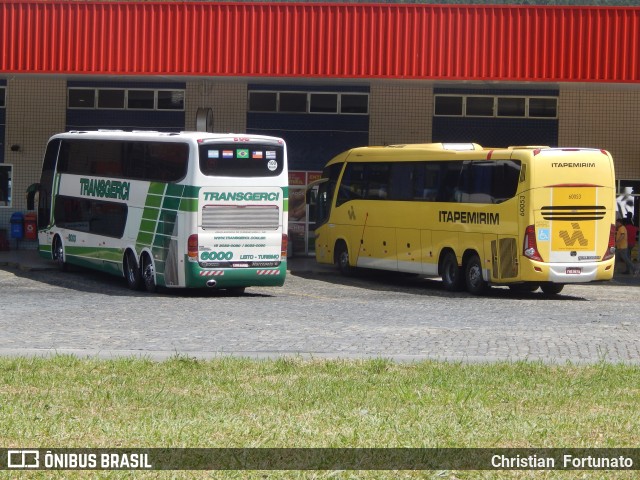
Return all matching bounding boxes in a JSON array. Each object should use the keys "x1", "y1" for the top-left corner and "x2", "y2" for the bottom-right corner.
[{"x1": 237, "y1": 149, "x2": 249, "y2": 159}]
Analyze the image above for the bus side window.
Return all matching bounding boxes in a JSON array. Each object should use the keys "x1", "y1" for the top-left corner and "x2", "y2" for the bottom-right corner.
[
  {"x1": 365, "y1": 163, "x2": 390, "y2": 200},
  {"x1": 390, "y1": 163, "x2": 413, "y2": 200},
  {"x1": 437, "y1": 162, "x2": 462, "y2": 202},
  {"x1": 336, "y1": 163, "x2": 363, "y2": 206}
]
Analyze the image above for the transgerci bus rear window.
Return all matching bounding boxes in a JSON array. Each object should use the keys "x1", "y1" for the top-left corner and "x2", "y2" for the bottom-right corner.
[{"x1": 198, "y1": 144, "x2": 284, "y2": 177}]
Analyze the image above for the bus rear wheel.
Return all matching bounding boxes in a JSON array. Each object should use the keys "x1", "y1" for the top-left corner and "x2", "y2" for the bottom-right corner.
[
  {"x1": 541, "y1": 283, "x2": 564, "y2": 295},
  {"x1": 440, "y1": 251, "x2": 463, "y2": 292},
  {"x1": 225, "y1": 287, "x2": 246, "y2": 296},
  {"x1": 465, "y1": 254, "x2": 487, "y2": 295},
  {"x1": 508, "y1": 283, "x2": 539, "y2": 293},
  {"x1": 141, "y1": 253, "x2": 156, "y2": 293},
  {"x1": 52, "y1": 236, "x2": 67, "y2": 272},
  {"x1": 124, "y1": 250, "x2": 141, "y2": 290}
]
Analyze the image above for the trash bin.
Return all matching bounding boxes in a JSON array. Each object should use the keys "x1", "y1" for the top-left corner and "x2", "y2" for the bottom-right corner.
[
  {"x1": 24, "y1": 212, "x2": 37, "y2": 240},
  {"x1": 10, "y1": 212, "x2": 24, "y2": 239}
]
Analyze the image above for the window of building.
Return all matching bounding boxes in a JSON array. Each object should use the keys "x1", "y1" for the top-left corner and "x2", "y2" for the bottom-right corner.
[
  {"x1": 435, "y1": 94, "x2": 557, "y2": 119},
  {"x1": 248, "y1": 90, "x2": 369, "y2": 115},
  {"x1": 310, "y1": 93, "x2": 338, "y2": 113},
  {"x1": 249, "y1": 92, "x2": 277, "y2": 112},
  {"x1": 68, "y1": 89, "x2": 96, "y2": 108},
  {"x1": 68, "y1": 88, "x2": 185, "y2": 111},
  {"x1": 0, "y1": 165, "x2": 11, "y2": 207},
  {"x1": 157, "y1": 90, "x2": 185, "y2": 110},
  {"x1": 466, "y1": 96, "x2": 495, "y2": 117},
  {"x1": 435, "y1": 96, "x2": 463, "y2": 116},
  {"x1": 529, "y1": 97, "x2": 558, "y2": 118},
  {"x1": 127, "y1": 90, "x2": 155, "y2": 109},
  {"x1": 340, "y1": 94, "x2": 369, "y2": 114},
  {"x1": 0, "y1": 87, "x2": 5, "y2": 108},
  {"x1": 279, "y1": 92, "x2": 307, "y2": 113},
  {"x1": 98, "y1": 89, "x2": 125, "y2": 109},
  {"x1": 497, "y1": 97, "x2": 525, "y2": 117}
]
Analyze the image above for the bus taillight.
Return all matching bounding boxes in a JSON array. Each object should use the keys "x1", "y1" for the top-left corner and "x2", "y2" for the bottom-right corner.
[
  {"x1": 602, "y1": 224, "x2": 616, "y2": 261},
  {"x1": 523, "y1": 225, "x2": 543, "y2": 261},
  {"x1": 281, "y1": 233, "x2": 288, "y2": 260},
  {"x1": 188, "y1": 234, "x2": 199, "y2": 260}
]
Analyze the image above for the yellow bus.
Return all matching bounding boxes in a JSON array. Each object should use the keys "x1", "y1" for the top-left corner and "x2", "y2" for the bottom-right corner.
[{"x1": 311, "y1": 143, "x2": 616, "y2": 295}]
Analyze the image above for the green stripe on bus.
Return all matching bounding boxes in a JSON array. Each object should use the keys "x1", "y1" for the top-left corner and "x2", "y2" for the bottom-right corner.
[
  {"x1": 145, "y1": 195, "x2": 163, "y2": 208},
  {"x1": 179, "y1": 198, "x2": 198, "y2": 212},
  {"x1": 137, "y1": 232, "x2": 154, "y2": 245},
  {"x1": 142, "y1": 207, "x2": 160, "y2": 222},
  {"x1": 148, "y1": 183, "x2": 166, "y2": 195},
  {"x1": 165, "y1": 184, "x2": 185, "y2": 197},
  {"x1": 183, "y1": 185, "x2": 200, "y2": 198},
  {"x1": 162, "y1": 196, "x2": 181, "y2": 210},
  {"x1": 139, "y1": 219, "x2": 156, "y2": 233}
]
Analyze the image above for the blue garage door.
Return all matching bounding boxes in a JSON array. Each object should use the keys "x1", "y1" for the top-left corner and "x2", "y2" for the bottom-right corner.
[
  {"x1": 247, "y1": 85, "x2": 370, "y2": 172},
  {"x1": 433, "y1": 88, "x2": 559, "y2": 148},
  {"x1": 66, "y1": 81, "x2": 185, "y2": 132}
]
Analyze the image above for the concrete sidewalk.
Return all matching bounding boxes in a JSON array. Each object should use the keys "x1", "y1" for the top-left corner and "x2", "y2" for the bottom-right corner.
[{"x1": 1, "y1": 247, "x2": 638, "y2": 285}]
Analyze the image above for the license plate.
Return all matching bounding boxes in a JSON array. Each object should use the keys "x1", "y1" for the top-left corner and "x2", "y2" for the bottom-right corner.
[{"x1": 566, "y1": 267, "x2": 582, "y2": 275}]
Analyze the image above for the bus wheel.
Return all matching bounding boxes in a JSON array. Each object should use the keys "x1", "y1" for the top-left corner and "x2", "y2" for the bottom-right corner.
[
  {"x1": 335, "y1": 241, "x2": 354, "y2": 276},
  {"x1": 508, "y1": 283, "x2": 539, "y2": 293},
  {"x1": 226, "y1": 287, "x2": 246, "y2": 296},
  {"x1": 440, "y1": 251, "x2": 463, "y2": 292},
  {"x1": 124, "y1": 250, "x2": 141, "y2": 290},
  {"x1": 52, "y1": 236, "x2": 67, "y2": 272},
  {"x1": 141, "y1": 254, "x2": 156, "y2": 293},
  {"x1": 465, "y1": 254, "x2": 488, "y2": 295},
  {"x1": 541, "y1": 283, "x2": 564, "y2": 295}
]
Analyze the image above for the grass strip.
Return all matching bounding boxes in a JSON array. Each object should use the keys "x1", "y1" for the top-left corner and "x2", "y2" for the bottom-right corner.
[{"x1": 1, "y1": 355, "x2": 638, "y2": 479}]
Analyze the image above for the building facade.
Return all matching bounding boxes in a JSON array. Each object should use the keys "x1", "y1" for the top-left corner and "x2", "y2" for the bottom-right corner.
[{"x1": 1, "y1": 1, "x2": 640, "y2": 245}]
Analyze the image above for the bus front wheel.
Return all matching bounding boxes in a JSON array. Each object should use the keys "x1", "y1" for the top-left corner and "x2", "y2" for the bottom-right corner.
[
  {"x1": 52, "y1": 236, "x2": 67, "y2": 272},
  {"x1": 440, "y1": 251, "x2": 463, "y2": 292},
  {"x1": 124, "y1": 250, "x2": 141, "y2": 290},
  {"x1": 465, "y1": 254, "x2": 488, "y2": 295},
  {"x1": 335, "y1": 242, "x2": 354, "y2": 276},
  {"x1": 141, "y1": 253, "x2": 156, "y2": 293}
]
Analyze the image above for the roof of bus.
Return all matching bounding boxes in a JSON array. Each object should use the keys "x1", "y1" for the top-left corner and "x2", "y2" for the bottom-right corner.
[
  {"x1": 325, "y1": 143, "x2": 611, "y2": 165},
  {"x1": 50, "y1": 130, "x2": 286, "y2": 144}
]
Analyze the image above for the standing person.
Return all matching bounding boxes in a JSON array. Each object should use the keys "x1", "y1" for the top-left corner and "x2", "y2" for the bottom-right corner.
[
  {"x1": 624, "y1": 216, "x2": 638, "y2": 264},
  {"x1": 616, "y1": 219, "x2": 638, "y2": 275}
]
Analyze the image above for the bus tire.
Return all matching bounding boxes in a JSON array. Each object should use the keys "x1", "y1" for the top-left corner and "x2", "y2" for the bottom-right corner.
[
  {"x1": 541, "y1": 283, "x2": 564, "y2": 295},
  {"x1": 52, "y1": 235, "x2": 67, "y2": 272},
  {"x1": 141, "y1": 253, "x2": 156, "y2": 293},
  {"x1": 465, "y1": 254, "x2": 488, "y2": 295},
  {"x1": 335, "y1": 241, "x2": 354, "y2": 276},
  {"x1": 226, "y1": 287, "x2": 246, "y2": 296},
  {"x1": 440, "y1": 250, "x2": 463, "y2": 292},
  {"x1": 124, "y1": 250, "x2": 141, "y2": 290},
  {"x1": 508, "y1": 283, "x2": 539, "y2": 293}
]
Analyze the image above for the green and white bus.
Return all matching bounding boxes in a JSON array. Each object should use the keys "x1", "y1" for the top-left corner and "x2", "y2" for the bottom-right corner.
[{"x1": 28, "y1": 130, "x2": 289, "y2": 293}]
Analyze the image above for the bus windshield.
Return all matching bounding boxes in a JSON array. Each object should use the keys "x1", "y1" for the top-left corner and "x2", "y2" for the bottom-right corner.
[{"x1": 198, "y1": 144, "x2": 285, "y2": 177}]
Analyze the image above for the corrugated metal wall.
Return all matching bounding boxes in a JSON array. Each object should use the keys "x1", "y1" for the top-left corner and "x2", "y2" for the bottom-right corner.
[{"x1": 1, "y1": 2, "x2": 639, "y2": 82}]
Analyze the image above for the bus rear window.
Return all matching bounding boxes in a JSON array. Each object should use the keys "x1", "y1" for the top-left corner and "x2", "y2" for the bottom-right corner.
[{"x1": 199, "y1": 144, "x2": 284, "y2": 177}]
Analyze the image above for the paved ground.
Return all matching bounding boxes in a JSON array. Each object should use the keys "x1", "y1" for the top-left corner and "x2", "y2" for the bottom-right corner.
[{"x1": 1, "y1": 248, "x2": 639, "y2": 364}]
